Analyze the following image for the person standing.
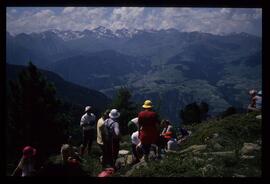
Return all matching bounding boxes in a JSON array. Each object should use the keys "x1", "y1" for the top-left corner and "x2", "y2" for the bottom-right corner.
[
  {"x1": 80, "y1": 106, "x2": 96, "y2": 156},
  {"x1": 247, "y1": 89, "x2": 262, "y2": 112},
  {"x1": 96, "y1": 109, "x2": 110, "y2": 167},
  {"x1": 12, "y1": 146, "x2": 37, "y2": 176},
  {"x1": 127, "y1": 117, "x2": 139, "y2": 135},
  {"x1": 138, "y1": 100, "x2": 160, "y2": 162},
  {"x1": 103, "y1": 109, "x2": 121, "y2": 168}
]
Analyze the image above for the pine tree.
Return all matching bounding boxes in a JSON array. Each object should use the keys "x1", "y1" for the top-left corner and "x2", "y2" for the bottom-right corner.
[
  {"x1": 7, "y1": 62, "x2": 70, "y2": 164},
  {"x1": 110, "y1": 87, "x2": 138, "y2": 135}
]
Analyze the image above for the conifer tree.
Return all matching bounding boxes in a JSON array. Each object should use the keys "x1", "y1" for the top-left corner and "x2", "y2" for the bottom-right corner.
[
  {"x1": 7, "y1": 62, "x2": 70, "y2": 164},
  {"x1": 110, "y1": 87, "x2": 138, "y2": 135}
]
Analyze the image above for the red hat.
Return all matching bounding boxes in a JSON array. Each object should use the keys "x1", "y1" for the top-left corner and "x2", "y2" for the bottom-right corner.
[{"x1": 22, "y1": 146, "x2": 36, "y2": 159}]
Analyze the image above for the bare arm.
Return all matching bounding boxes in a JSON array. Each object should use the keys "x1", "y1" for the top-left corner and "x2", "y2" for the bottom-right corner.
[{"x1": 11, "y1": 157, "x2": 23, "y2": 176}]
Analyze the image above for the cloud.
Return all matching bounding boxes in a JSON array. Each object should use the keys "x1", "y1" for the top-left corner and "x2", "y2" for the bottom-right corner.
[
  {"x1": 11, "y1": 9, "x2": 17, "y2": 14},
  {"x1": 62, "y1": 7, "x2": 75, "y2": 14},
  {"x1": 6, "y1": 7, "x2": 262, "y2": 36}
]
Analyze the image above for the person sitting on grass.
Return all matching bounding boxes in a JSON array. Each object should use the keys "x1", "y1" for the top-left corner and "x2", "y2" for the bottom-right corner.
[
  {"x1": 131, "y1": 130, "x2": 143, "y2": 164},
  {"x1": 160, "y1": 119, "x2": 176, "y2": 150}
]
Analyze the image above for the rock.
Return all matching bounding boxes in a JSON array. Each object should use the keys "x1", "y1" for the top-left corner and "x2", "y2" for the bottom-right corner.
[
  {"x1": 234, "y1": 173, "x2": 246, "y2": 177},
  {"x1": 206, "y1": 151, "x2": 235, "y2": 157},
  {"x1": 126, "y1": 155, "x2": 133, "y2": 165},
  {"x1": 200, "y1": 164, "x2": 214, "y2": 176},
  {"x1": 124, "y1": 160, "x2": 148, "y2": 177},
  {"x1": 256, "y1": 115, "x2": 262, "y2": 119},
  {"x1": 213, "y1": 143, "x2": 224, "y2": 151},
  {"x1": 179, "y1": 145, "x2": 207, "y2": 154},
  {"x1": 241, "y1": 155, "x2": 255, "y2": 159},
  {"x1": 115, "y1": 157, "x2": 125, "y2": 167},
  {"x1": 193, "y1": 157, "x2": 204, "y2": 163},
  {"x1": 240, "y1": 143, "x2": 261, "y2": 155},
  {"x1": 167, "y1": 140, "x2": 180, "y2": 151},
  {"x1": 256, "y1": 139, "x2": 262, "y2": 145}
]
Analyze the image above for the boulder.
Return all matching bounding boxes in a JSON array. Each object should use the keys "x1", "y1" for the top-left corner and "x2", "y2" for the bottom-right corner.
[
  {"x1": 256, "y1": 115, "x2": 262, "y2": 120},
  {"x1": 233, "y1": 173, "x2": 246, "y2": 177},
  {"x1": 206, "y1": 151, "x2": 235, "y2": 157},
  {"x1": 212, "y1": 143, "x2": 224, "y2": 151},
  {"x1": 124, "y1": 160, "x2": 148, "y2": 177},
  {"x1": 240, "y1": 155, "x2": 255, "y2": 159},
  {"x1": 240, "y1": 143, "x2": 261, "y2": 155},
  {"x1": 179, "y1": 145, "x2": 207, "y2": 154}
]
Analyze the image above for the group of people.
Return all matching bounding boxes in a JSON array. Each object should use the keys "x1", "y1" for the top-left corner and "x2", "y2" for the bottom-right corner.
[
  {"x1": 11, "y1": 86, "x2": 262, "y2": 176},
  {"x1": 11, "y1": 100, "x2": 191, "y2": 176},
  {"x1": 80, "y1": 106, "x2": 121, "y2": 169},
  {"x1": 128, "y1": 100, "x2": 190, "y2": 164}
]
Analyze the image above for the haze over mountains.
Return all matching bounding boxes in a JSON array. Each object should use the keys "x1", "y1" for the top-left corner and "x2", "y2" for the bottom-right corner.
[{"x1": 6, "y1": 27, "x2": 262, "y2": 124}]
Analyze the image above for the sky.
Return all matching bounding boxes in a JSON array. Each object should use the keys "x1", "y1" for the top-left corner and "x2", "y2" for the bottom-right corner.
[{"x1": 6, "y1": 7, "x2": 262, "y2": 36}]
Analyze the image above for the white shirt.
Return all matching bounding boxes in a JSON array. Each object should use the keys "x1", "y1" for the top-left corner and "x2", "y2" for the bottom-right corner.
[
  {"x1": 80, "y1": 113, "x2": 96, "y2": 130},
  {"x1": 131, "y1": 131, "x2": 140, "y2": 145},
  {"x1": 131, "y1": 117, "x2": 139, "y2": 129}
]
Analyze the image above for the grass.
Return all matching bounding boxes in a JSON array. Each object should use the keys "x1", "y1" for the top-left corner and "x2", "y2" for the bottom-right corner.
[
  {"x1": 127, "y1": 112, "x2": 261, "y2": 177},
  {"x1": 8, "y1": 112, "x2": 261, "y2": 177}
]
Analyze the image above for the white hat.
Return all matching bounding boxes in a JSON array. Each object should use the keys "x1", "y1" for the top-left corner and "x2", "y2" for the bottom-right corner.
[
  {"x1": 85, "y1": 106, "x2": 92, "y2": 112},
  {"x1": 249, "y1": 90, "x2": 257, "y2": 95},
  {"x1": 109, "y1": 109, "x2": 120, "y2": 119}
]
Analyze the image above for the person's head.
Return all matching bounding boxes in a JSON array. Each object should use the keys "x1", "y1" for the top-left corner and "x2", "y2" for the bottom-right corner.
[
  {"x1": 109, "y1": 109, "x2": 120, "y2": 119},
  {"x1": 22, "y1": 146, "x2": 37, "y2": 160},
  {"x1": 249, "y1": 89, "x2": 257, "y2": 97},
  {"x1": 85, "y1": 106, "x2": 92, "y2": 114},
  {"x1": 161, "y1": 119, "x2": 170, "y2": 127},
  {"x1": 102, "y1": 109, "x2": 110, "y2": 119},
  {"x1": 142, "y1": 100, "x2": 153, "y2": 110}
]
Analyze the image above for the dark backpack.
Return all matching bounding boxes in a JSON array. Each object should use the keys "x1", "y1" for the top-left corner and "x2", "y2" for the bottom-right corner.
[{"x1": 104, "y1": 119, "x2": 117, "y2": 141}]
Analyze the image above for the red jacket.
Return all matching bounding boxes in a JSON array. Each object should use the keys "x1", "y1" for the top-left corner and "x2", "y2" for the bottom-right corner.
[{"x1": 138, "y1": 110, "x2": 159, "y2": 144}]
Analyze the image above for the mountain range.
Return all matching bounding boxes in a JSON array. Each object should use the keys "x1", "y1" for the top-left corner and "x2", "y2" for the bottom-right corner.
[{"x1": 6, "y1": 27, "x2": 262, "y2": 124}]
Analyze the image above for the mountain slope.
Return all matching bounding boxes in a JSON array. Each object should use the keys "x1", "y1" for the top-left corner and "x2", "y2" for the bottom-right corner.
[
  {"x1": 47, "y1": 50, "x2": 151, "y2": 90},
  {"x1": 6, "y1": 63, "x2": 111, "y2": 112},
  {"x1": 124, "y1": 112, "x2": 261, "y2": 177},
  {"x1": 6, "y1": 29, "x2": 262, "y2": 124}
]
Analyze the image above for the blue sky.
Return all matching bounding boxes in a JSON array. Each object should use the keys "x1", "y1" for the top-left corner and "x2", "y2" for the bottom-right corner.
[{"x1": 6, "y1": 7, "x2": 262, "y2": 36}]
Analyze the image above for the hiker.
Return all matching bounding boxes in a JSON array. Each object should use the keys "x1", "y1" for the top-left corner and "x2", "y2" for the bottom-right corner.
[
  {"x1": 80, "y1": 106, "x2": 96, "y2": 156},
  {"x1": 12, "y1": 146, "x2": 37, "y2": 176},
  {"x1": 138, "y1": 100, "x2": 160, "y2": 162},
  {"x1": 60, "y1": 144, "x2": 81, "y2": 164},
  {"x1": 131, "y1": 130, "x2": 143, "y2": 164},
  {"x1": 160, "y1": 119, "x2": 176, "y2": 150},
  {"x1": 103, "y1": 109, "x2": 121, "y2": 168},
  {"x1": 247, "y1": 89, "x2": 262, "y2": 112},
  {"x1": 127, "y1": 117, "x2": 139, "y2": 135},
  {"x1": 96, "y1": 109, "x2": 110, "y2": 167}
]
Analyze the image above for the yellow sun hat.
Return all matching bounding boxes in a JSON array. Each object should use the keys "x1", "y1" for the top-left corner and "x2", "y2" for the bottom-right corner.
[{"x1": 142, "y1": 100, "x2": 153, "y2": 109}]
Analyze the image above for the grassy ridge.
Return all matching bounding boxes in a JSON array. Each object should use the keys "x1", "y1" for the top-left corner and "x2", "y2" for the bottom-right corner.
[{"x1": 128, "y1": 112, "x2": 261, "y2": 177}]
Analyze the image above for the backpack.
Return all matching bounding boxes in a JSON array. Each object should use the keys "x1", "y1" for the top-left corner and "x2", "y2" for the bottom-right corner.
[{"x1": 104, "y1": 119, "x2": 117, "y2": 142}]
